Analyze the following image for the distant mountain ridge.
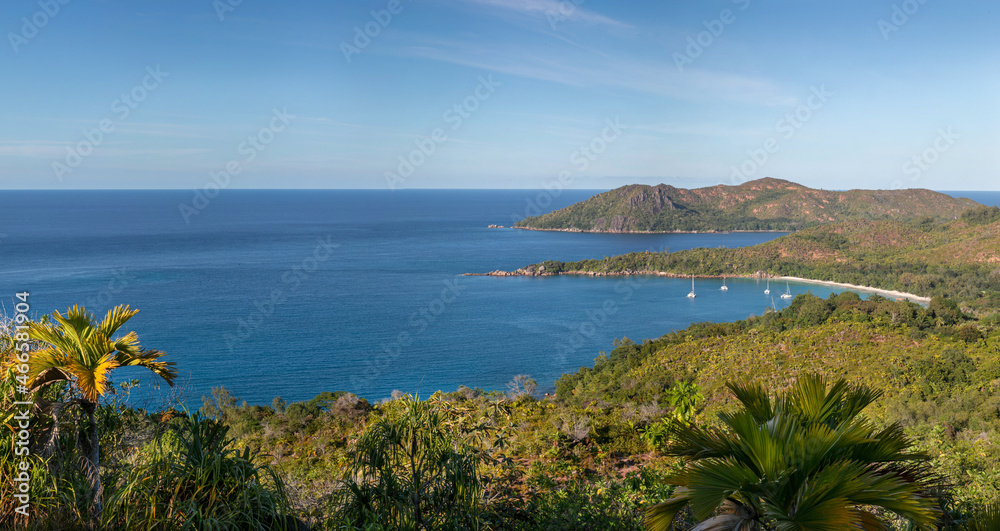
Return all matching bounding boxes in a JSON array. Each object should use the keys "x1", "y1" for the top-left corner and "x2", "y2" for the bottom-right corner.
[{"x1": 514, "y1": 178, "x2": 980, "y2": 232}]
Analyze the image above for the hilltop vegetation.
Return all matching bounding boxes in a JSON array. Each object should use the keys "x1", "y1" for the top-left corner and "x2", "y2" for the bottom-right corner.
[
  {"x1": 520, "y1": 207, "x2": 1000, "y2": 313},
  {"x1": 514, "y1": 178, "x2": 979, "y2": 232},
  {"x1": 4, "y1": 294, "x2": 999, "y2": 529}
]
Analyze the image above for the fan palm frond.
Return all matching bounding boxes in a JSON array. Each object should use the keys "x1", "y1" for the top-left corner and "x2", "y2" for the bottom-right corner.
[{"x1": 646, "y1": 375, "x2": 941, "y2": 531}]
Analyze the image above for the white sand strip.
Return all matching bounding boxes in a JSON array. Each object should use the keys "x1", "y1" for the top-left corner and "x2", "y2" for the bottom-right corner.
[{"x1": 777, "y1": 276, "x2": 931, "y2": 304}]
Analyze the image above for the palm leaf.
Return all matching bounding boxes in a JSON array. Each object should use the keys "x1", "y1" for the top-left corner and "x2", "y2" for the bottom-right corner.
[
  {"x1": 66, "y1": 353, "x2": 119, "y2": 402},
  {"x1": 676, "y1": 458, "x2": 762, "y2": 521},
  {"x1": 648, "y1": 375, "x2": 940, "y2": 531},
  {"x1": 28, "y1": 304, "x2": 175, "y2": 399},
  {"x1": 836, "y1": 386, "x2": 884, "y2": 423},
  {"x1": 666, "y1": 422, "x2": 736, "y2": 460},
  {"x1": 768, "y1": 495, "x2": 857, "y2": 531},
  {"x1": 853, "y1": 508, "x2": 890, "y2": 531},
  {"x1": 645, "y1": 491, "x2": 691, "y2": 531},
  {"x1": 115, "y1": 348, "x2": 178, "y2": 385},
  {"x1": 27, "y1": 346, "x2": 72, "y2": 388},
  {"x1": 726, "y1": 381, "x2": 773, "y2": 423},
  {"x1": 27, "y1": 321, "x2": 76, "y2": 354},
  {"x1": 961, "y1": 501, "x2": 1000, "y2": 531},
  {"x1": 785, "y1": 374, "x2": 843, "y2": 424},
  {"x1": 51, "y1": 306, "x2": 93, "y2": 347},
  {"x1": 111, "y1": 330, "x2": 142, "y2": 355},
  {"x1": 98, "y1": 304, "x2": 139, "y2": 337}
]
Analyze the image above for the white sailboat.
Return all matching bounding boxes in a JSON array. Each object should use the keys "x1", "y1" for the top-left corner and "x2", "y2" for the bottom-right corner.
[
  {"x1": 720, "y1": 276, "x2": 728, "y2": 291},
  {"x1": 764, "y1": 278, "x2": 770, "y2": 295},
  {"x1": 687, "y1": 275, "x2": 696, "y2": 298},
  {"x1": 781, "y1": 281, "x2": 793, "y2": 299}
]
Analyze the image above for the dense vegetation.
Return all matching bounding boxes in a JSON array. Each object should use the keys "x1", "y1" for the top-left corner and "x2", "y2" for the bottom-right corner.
[
  {"x1": 514, "y1": 209, "x2": 1000, "y2": 314},
  {"x1": 4, "y1": 292, "x2": 999, "y2": 529},
  {"x1": 514, "y1": 178, "x2": 978, "y2": 232}
]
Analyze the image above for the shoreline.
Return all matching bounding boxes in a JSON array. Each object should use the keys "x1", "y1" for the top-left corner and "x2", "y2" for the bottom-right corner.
[
  {"x1": 506, "y1": 226, "x2": 791, "y2": 234},
  {"x1": 774, "y1": 276, "x2": 931, "y2": 304},
  {"x1": 465, "y1": 269, "x2": 931, "y2": 304}
]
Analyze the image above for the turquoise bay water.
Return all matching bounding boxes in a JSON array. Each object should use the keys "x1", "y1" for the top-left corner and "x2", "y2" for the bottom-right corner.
[{"x1": 1, "y1": 190, "x2": 996, "y2": 407}]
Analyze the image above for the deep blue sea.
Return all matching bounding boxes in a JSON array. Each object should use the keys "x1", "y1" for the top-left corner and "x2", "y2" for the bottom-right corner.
[{"x1": 1, "y1": 189, "x2": 997, "y2": 408}]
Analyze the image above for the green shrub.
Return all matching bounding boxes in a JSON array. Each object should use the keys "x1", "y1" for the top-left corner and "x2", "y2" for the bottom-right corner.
[{"x1": 105, "y1": 411, "x2": 292, "y2": 530}]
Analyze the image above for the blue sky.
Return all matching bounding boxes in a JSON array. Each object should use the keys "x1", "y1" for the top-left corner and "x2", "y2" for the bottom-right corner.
[{"x1": 1, "y1": 0, "x2": 997, "y2": 190}]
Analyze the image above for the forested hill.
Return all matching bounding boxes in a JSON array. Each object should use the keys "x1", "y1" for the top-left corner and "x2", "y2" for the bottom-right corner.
[
  {"x1": 514, "y1": 178, "x2": 979, "y2": 232},
  {"x1": 521, "y1": 205, "x2": 1000, "y2": 313}
]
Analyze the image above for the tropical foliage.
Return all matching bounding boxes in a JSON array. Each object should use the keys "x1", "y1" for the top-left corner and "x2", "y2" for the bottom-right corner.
[
  {"x1": 105, "y1": 411, "x2": 293, "y2": 530},
  {"x1": 645, "y1": 376, "x2": 940, "y2": 530},
  {"x1": 25, "y1": 304, "x2": 177, "y2": 517},
  {"x1": 2, "y1": 294, "x2": 999, "y2": 529},
  {"x1": 330, "y1": 393, "x2": 515, "y2": 530}
]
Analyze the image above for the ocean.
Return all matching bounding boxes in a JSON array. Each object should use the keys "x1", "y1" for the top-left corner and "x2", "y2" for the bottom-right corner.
[{"x1": 1, "y1": 189, "x2": 997, "y2": 408}]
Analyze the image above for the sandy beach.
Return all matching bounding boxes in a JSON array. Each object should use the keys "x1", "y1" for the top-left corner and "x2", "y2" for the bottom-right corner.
[
  {"x1": 468, "y1": 269, "x2": 932, "y2": 305},
  {"x1": 777, "y1": 276, "x2": 931, "y2": 304}
]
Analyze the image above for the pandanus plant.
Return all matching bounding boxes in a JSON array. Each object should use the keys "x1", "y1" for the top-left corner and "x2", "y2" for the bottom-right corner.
[
  {"x1": 27, "y1": 304, "x2": 176, "y2": 516},
  {"x1": 646, "y1": 375, "x2": 941, "y2": 531}
]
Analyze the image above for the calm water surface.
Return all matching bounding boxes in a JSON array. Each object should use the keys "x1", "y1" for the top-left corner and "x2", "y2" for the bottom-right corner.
[{"x1": 1, "y1": 189, "x2": 995, "y2": 406}]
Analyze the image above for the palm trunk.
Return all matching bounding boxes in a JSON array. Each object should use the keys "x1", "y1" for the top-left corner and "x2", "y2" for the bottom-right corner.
[
  {"x1": 411, "y1": 432, "x2": 422, "y2": 529},
  {"x1": 43, "y1": 409, "x2": 60, "y2": 457},
  {"x1": 82, "y1": 402, "x2": 102, "y2": 519}
]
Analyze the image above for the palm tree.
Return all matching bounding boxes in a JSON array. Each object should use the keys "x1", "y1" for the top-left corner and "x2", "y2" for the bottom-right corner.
[
  {"x1": 27, "y1": 304, "x2": 177, "y2": 516},
  {"x1": 336, "y1": 394, "x2": 506, "y2": 530},
  {"x1": 954, "y1": 501, "x2": 1000, "y2": 531},
  {"x1": 645, "y1": 375, "x2": 941, "y2": 531}
]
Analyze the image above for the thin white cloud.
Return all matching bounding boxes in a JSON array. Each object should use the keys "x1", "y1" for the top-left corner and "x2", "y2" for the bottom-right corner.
[
  {"x1": 0, "y1": 141, "x2": 66, "y2": 157},
  {"x1": 0, "y1": 140, "x2": 212, "y2": 159},
  {"x1": 459, "y1": 0, "x2": 631, "y2": 29},
  {"x1": 397, "y1": 38, "x2": 795, "y2": 107},
  {"x1": 95, "y1": 148, "x2": 214, "y2": 157},
  {"x1": 630, "y1": 122, "x2": 769, "y2": 138},
  {"x1": 114, "y1": 122, "x2": 216, "y2": 140}
]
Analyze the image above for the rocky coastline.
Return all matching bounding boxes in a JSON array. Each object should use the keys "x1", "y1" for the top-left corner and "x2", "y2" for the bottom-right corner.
[{"x1": 510, "y1": 226, "x2": 788, "y2": 234}]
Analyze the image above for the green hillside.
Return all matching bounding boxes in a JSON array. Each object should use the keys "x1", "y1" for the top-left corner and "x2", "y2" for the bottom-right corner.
[
  {"x1": 9, "y1": 294, "x2": 997, "y2": 529},
  {"x1": 514, "y1": 178, "x2": 979, "y2": 232},
  {"x1": 517, "y1": 206, "x2": 1000, "y2": 313}
]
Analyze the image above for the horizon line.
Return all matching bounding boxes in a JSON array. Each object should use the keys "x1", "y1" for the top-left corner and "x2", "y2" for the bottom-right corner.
[{"x1": 0, "y1": 187, "x2": 998, "y2": 193}]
